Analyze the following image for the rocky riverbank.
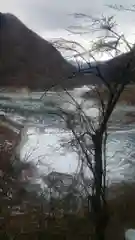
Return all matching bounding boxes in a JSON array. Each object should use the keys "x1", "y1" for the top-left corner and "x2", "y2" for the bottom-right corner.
[{"x1": 82, "y1": 84, "x2": 135, "y2": 106}]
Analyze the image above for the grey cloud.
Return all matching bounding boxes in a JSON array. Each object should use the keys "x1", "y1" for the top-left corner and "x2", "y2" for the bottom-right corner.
[
  {"x1": 14, "y1": 0, "x2": 104, "y2": 31},
  {"x1": 0, "y1": 0, "x2": 110, "y2": 31},
  {"x1": 0, "y1": 0, "x2": 135, "y2": 38}
]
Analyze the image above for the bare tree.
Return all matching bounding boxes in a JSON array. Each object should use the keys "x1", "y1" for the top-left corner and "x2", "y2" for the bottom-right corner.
[
  {"x1": 48, "y1": 14, "x2": 135, "y2": 240},
  {"x1": 107, "y1": 3, "x2": 135, "y2": 13}
]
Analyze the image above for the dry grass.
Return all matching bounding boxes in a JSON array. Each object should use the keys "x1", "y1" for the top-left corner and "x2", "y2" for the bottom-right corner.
[
  {"x1": 0, "y1": 182, "x2": 135, "y2": 239},
  {"x1": 105, "y1": 182, "x2": 135, "y2": 239}
]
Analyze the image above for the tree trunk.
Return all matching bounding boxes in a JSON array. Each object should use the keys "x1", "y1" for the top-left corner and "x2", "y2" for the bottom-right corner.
[{"x1": 92, "y1": 132, "x2": 106, "y2": 240}]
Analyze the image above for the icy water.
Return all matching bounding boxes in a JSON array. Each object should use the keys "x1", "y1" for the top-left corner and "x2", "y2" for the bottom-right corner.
[{"x1": 0, "y1": 87, "x2": 135, "y2": 183}]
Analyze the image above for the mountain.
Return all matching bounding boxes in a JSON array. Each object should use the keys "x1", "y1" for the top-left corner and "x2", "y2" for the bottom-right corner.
[
  {"x1": 0, "y1": 12, "x2": 116, "y2": 90},
  {"x1": 71, "y1": 47, "x2": 135, "y2": 85},
  {"x1": 1, "y1": 12, "x2": 134, "y2": 90},
  {"x1": 104, "y1": 50, "x2": 135, "y2": 83},
  {"x1": 0, "y1": 12, "x2": 76, "y2": 90}
]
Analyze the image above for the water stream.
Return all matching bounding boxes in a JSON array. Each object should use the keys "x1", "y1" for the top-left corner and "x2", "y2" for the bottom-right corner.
[{"x1": 0, "y1": 87, "x2": 135, "y2": 184}]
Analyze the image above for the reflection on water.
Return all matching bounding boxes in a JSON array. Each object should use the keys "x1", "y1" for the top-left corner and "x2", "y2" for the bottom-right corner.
[
  {"x1": 19, "y1": 124, "x2": 135, "y2": 183},
  {"x1": 107, "y1": 131, "x2": 135, "y2": 182},
  {"x1": 21, "y1": 126, "x2": 78, "y2": 175},
  {"x1": 0, "y1": 88, "x2": 135, "y2": 183}
]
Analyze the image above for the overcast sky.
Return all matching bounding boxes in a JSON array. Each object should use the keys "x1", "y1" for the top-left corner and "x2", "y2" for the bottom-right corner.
[{"x1": 1, "y1": 0, "x2": 135, "y2": 59}]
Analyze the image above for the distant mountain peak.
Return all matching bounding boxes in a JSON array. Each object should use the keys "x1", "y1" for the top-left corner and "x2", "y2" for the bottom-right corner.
[
  {"x1": 0, "y1": 12, "x2": 76, "y2": 90},
  {"x1": 0, "y1": 12, "x2": 6, "y2": 28},
  {"x1": 1, "y1": 12, "x2": 133, "y2": 90}
]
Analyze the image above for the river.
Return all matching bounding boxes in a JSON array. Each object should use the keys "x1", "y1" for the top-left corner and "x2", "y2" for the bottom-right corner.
[{"x1": 0, "y1": 86, "x2": 135, "y2": 184}]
